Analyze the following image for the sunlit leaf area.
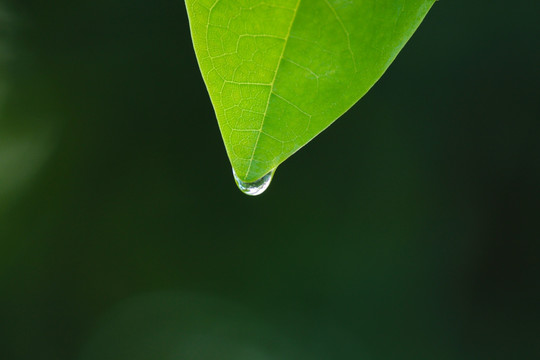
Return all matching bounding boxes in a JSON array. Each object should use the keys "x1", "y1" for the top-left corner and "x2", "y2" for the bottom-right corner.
[
  {"x1": 1, "y1": 1, "x2": 539, "y2": 359},
  {"x1": 186, "y1": 0, "x2": 435, "y2": 182}
]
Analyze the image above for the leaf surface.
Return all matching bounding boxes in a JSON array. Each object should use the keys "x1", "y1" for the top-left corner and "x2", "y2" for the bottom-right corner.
[{"x1": 186, "y1": 0, "x2": 435, "y2": 182}]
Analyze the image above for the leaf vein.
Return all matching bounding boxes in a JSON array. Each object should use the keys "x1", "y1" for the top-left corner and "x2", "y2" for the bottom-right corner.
[
  {"x1": 244, "y1": 0, "x2": 302, "y2": 179},
  {"x1": 323, "y1": 0, "x2": 357, "y2": 72}
]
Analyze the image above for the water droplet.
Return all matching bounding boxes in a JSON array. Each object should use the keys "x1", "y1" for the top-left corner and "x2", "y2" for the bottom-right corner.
[{"x1": 233, "y1": 169, "x2": 275, "y2": 196}]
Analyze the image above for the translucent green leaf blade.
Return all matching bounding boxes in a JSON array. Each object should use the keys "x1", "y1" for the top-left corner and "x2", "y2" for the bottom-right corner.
[{"x1": 186, "y1": 0, "x2": 435, "y2": 182}]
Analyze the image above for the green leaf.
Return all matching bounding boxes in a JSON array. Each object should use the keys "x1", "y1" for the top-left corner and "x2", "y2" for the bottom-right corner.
[{"x1": 185, "y1": 0, "x2": 435, "y2": 182}]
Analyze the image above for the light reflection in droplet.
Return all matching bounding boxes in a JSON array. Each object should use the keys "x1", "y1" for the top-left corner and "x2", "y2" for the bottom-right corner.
[{"x1": 233, "y1": 169, "x2": 274, "y2": 196}]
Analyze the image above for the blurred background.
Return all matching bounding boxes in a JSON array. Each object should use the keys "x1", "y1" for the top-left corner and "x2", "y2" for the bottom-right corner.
[{"x1": 0, "y1": 1, "x2": 539, "y2": 359}]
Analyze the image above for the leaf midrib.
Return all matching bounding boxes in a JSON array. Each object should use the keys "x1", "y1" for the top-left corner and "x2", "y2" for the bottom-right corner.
[{"x1": 244, "y1": 0, "x2": 302, "y2": 179}]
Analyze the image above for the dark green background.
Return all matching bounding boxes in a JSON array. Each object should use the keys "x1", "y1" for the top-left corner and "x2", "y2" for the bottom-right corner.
[{"x1": 1, "y1": 1, "x2": 538, "y2": 359}]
